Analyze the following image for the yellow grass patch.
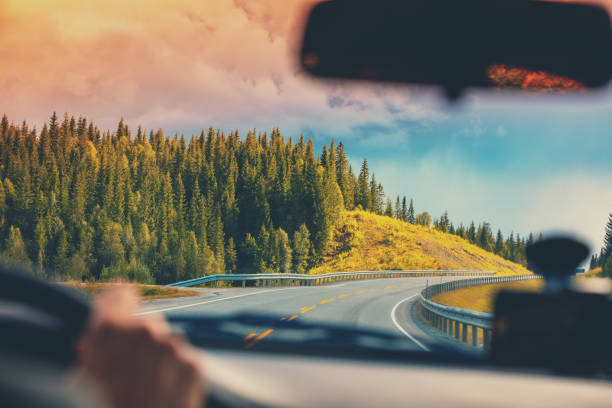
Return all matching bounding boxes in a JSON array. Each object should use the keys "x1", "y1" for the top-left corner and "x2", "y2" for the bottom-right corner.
[
  {"x1": 431, "y1": 280, "x2": 543, "y2": 313},
  {"x1": 67, "y1": 282, "x2": 198, "y2": 301},
  {"x1": 311, "y1": 210, "x2": 531, "y2": 276},
  {"x1": 584, "y1": 267, "x2": 603, "y2": 277}
]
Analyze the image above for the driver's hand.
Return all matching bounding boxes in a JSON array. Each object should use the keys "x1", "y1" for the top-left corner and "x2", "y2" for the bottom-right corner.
[{"x1": 74, "y1": 287, "x2": 205, "y2": 408}]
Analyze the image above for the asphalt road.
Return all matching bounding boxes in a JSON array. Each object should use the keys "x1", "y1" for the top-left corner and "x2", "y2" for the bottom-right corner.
[{"x1": 138, "y1": 277, "x2": 454, "y2": 352}]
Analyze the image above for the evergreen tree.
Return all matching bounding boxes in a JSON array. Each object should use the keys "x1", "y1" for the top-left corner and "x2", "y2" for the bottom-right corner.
[
  {"x1": 394, "y1": 196, "x2": 401, "y2": 219},
  {"x1": 603, "y1": 213, "x2": 612, "y2": 261},
  {"x1": 407, "y1": 199, "x2": 415, "y2": 224},
  {"x1": 384, "y1": 198, "x2": 394, "y2": 217},
  {"x1": 494, "y1": 229, "x2": 505, "y2": 255},
  {"x1": 292, "y1": 224, "x2": 311, "y2": 274},
  {"x1": 357, "y1": 158, "x2": 370, "y2": 210},
  {"x1": 225, "y1": 237, "x2": 237, "y2": 273},
  {"x1": 476, "y1": 222, "x2": 493, "y2": 252},
  {"x1": 335, "y1": 142, "x2": 354, "y2": 209},
  {"x1": 400, "y1": 196, "x2": 408, "y2": 221},
  {"x1": 1, "y1": 226, "x2": 31, "y2": 266},
  {"x1": 603, "y1": 257, "x2": 612, "y2": 278},
  {"x1": 467, "y1": 222, "x2": 476, "y2": 243}
]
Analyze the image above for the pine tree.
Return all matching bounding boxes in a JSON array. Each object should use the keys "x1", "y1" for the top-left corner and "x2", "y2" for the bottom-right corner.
[
  {"x1": 394, "y1": 196, "x2": 401, "y2": 219},
  {"x1": 494, "y1": 229, "x2": 505, "y2": 255},
  {"x1": 1, "y1": 226, "x2": 31, "y2": 266},
  {"x1": 384, "y1": 198, "x2": 394, "y2": 217},
  {"x1": 400, "y1": 196, "x2": 408, "y2": 221},
  {"x1": 335, "y1": 142, "x2": 354, "y2": 209},
  {"x1": 357, "y1": 158, "x2": 370, "y2": 210},
  {"x1": 477, "y1": 222, "x2": 493, "y2": 252},
  {"x1": 439, "y1": 211, "x2": 450, "y2": 233},
  {"x1": 225, "y1": 237, "x2": 237, "y2": 273},
  {"x1": 589, "y1": 254, "x2": 598, "y2": 270},
  {"x1": 603, "y1": 213, "x2": 612, "y2": 260},
  {"x1": 407, "y1": 199, "x2": 415, "y2": 224},
  {"x1": 292, "y1": 224, "x2": 311, "y2": 274},
  {"x1": 467, "y1": 221, "x2": 476, "y2": 243},
  {"x1": 603, "y1": 257, "x2": 612, "y2": 278}
]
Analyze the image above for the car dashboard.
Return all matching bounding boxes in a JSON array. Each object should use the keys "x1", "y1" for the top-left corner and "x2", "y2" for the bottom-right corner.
[{"x1": 202, "y1": 349, "x2": 612, "y2": 408}]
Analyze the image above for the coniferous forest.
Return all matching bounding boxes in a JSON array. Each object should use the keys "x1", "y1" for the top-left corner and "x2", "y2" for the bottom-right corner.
[{"x1": 0, "y1": 113, "x2": 532, "y2": 284}]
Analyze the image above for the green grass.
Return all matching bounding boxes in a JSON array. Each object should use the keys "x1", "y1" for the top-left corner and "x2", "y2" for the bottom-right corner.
[{"x1": 312, "y1": 210, "x2": 531, "y2": 276}]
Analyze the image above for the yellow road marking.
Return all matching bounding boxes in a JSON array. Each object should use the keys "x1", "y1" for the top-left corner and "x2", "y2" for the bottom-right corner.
[
  {"x1": 385, "y1": 285, "x2": 396, "y2": 290},
  {"x1": 287, "y1": 314, "x2": 299, "y2": 321},
  {"x1": 300, "y1": 305, "x2": 316, "y2": 314},
  {"x1": 244, "y1": 329, "x2": 274, "y2": 350},
  {"x1": 244, "y1": 332, "x2": 256, "y2": 341},
  {"x1": 355, "y1": 290, "x2": 367, "y2": 295},
  {"x1": 338, "y1": 293, "x2": 352, "y2": 298},
  {"x1": 320, "y1": 298, "x2": 336, "y2": 304}
]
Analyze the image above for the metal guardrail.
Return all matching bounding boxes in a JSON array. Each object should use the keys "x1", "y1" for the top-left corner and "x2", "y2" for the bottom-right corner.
[
  {"x1": 168, "y1": 270, "x2": 496, "y2": 288},
  {"x1": 418, "y1": 274, "x2": 541, "y2": 350}
]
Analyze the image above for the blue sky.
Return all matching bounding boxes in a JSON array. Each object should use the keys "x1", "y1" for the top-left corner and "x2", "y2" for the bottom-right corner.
[{"x1": 320, "y1": 93, "x2": 612, "y2": 255}]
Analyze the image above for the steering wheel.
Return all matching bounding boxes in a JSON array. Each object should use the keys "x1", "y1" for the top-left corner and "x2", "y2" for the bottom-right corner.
[{"x1": 0, "y1": 263, "x2": 91, "y2": 367}]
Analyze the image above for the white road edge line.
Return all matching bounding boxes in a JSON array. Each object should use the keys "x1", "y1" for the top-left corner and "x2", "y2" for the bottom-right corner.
[
  {"x1": 135, "y1": 288, "x2": 290, "y2": 315},
  {"x1": 391, "y1": 294, "x2": 431, "y2": 352}
]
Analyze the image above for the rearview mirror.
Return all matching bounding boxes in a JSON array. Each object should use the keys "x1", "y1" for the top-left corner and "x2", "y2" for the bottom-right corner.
[{"x1": 300, "y1": 0, "x2": 612, "y2": 98}]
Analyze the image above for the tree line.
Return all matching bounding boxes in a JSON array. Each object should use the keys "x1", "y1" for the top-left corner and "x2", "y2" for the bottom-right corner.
[
  {"x1": 0, "y1": 113, "x2": 530, "y2": 283},
  {"x1": 590, "y1": 213, "x2": 612, "y2": 276}
]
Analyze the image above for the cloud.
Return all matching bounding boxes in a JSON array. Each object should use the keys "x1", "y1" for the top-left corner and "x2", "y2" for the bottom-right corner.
[{"x1": 0, "y1": 0, "x2": 443, "y2": 142}]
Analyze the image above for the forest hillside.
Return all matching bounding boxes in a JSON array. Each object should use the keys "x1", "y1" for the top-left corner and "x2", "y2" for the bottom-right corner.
[{"x1": 0, "y1": 113, "x2": 533, "y2": 283}]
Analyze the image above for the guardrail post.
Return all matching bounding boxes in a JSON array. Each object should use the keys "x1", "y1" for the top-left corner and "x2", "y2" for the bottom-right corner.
[
  {"x1": 242, "y1": 280, "x2": 246, "y2": 288},
  {"x1": 454, "y1": 321, "x2": 460, "y2": 340},
  {"x1": 483, "y1": 329, "x2": 491, "y2": 351},
  {"x1": 472, "y1": 326, "x2": 478, "y2": 347},
  {"x1": 461, "y1": 323, "x2": 468, "y2": 343}
]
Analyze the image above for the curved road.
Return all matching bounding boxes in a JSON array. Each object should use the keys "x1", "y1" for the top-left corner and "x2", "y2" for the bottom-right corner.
[{"x1": 138, "y1": 277, "x2": 453, "y2": 351}]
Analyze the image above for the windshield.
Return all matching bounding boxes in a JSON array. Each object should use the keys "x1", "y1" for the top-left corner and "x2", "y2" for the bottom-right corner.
[{"x1": 1, "y1": 0, "x2": 611, "y2": 359}]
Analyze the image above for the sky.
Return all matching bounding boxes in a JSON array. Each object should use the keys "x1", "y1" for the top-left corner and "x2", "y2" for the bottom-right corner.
[{"x1": 0, "y1": 0, "x2": 611, "y2": 256}]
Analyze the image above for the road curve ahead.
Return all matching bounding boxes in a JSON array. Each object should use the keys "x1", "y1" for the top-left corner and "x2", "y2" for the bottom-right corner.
[{"x1": 139, "y1": 277, "x2": 454, "y2": 352}]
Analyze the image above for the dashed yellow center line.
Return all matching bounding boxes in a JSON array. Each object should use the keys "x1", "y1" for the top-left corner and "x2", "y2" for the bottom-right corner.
[
  {"x1": 384, "y1": 285, "x2": 397, "y2": 290},
  {"x1": 402, "y1": 283, "x2": 411, "y2": 287},
  {"x1": 355, "y1": 290, "x2": 367, "y2": 295},
  {"x1": 320, "y1": 298, "x2": 336, "y2": 304},
  {"x1": 244, "y1": 332, "x2": 256, "y2": 341},
  {"x1": 300, "y1": 305, "x2": 316, "y2": 314},
  {"x1": 338, "y1": 293, "x2": 352, "y2": 298},
  {"x1": 287, "y1": 314, "x2": 299, "y2": 321},
  {"x1": 244, "y1": 329, "x2": 274, "y2": 350}
]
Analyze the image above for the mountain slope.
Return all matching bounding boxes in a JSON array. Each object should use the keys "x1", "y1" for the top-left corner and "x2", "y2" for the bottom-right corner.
[{"x1": 311, "y1": 211, "x2": 531, "y2": 276}]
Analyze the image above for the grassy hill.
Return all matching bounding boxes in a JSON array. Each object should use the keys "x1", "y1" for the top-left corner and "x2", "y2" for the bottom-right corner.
[{"x1": 311, "y1": 210, "x2": 531, "y2": 276}]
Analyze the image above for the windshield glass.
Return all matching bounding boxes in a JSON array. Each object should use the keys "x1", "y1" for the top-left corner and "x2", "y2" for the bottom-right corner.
[{"x1": 1, "y1": 0, "x2": 611, "y2": 358}]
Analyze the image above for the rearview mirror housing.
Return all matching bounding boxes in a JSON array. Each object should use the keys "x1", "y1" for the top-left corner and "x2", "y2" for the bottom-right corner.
[{"x1": 300, "y1": 0, "x2": 612, "y2": 98}]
